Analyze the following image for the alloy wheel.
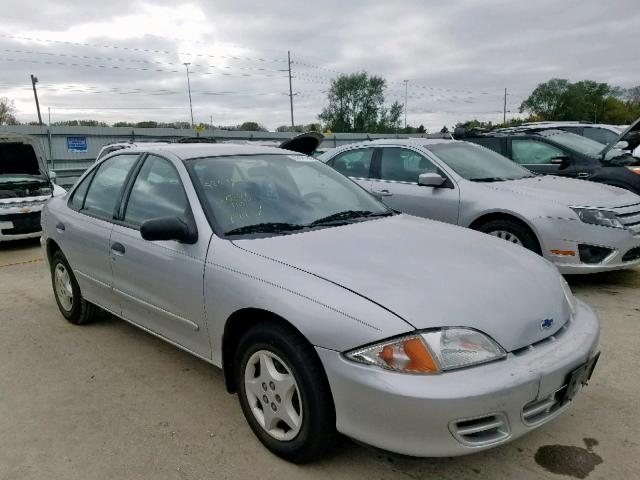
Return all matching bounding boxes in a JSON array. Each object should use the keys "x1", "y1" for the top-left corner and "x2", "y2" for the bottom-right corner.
[
  {"x1": 489, "y1": 230, "x2": 523, "y2": 246},
  {"x1": 54, "y1": 263, "x2": 74, "y2": 312}
]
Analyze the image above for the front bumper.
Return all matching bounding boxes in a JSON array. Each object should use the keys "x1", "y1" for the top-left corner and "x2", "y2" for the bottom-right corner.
[
  {"x1": 535, "y1": 217, "x2": 640, "y2": 274},
  {"x1": 316, "y1": 300, "x2": 599, "y2": 457},
  {"x1": 0, "y1": 198, "x2": 47, "y2": 241}
]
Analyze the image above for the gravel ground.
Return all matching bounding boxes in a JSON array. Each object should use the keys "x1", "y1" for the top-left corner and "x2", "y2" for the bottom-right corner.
[{"x1": 1, "y1": 238, "x2": 639, "y2": 480}]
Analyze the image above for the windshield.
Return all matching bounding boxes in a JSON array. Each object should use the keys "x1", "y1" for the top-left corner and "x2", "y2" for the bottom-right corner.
[
  {"x1": 189, "y1": 154, "x2": 390, "y2": 236},
  {"x1": 427, "y1": 143, "x2": 535, "y2": 181},
  {"x1": 541, "y1": 130, "x2": 636, "y2": 165}
]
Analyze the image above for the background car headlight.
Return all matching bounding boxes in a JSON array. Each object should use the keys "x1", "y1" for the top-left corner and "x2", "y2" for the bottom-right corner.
[
  {"x1": 345, "y1": 328, "x2": 506, "y2": 374},
  {"x1": 571, "y1": 207, "x2": 624, "y2": 229}
]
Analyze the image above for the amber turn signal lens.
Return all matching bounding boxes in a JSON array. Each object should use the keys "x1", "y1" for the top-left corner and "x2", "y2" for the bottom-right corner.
[{"x1": 378, "y1": 338, "x2": 439, "y2": 373}]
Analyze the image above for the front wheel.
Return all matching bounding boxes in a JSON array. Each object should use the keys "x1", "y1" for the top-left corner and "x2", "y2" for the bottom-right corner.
[
  {"x1": 235, "y1": 322, "x2": 336, "y2": 463},
  {"x1": 477, "y1": 219, "x2": 541, "y2": 254}
]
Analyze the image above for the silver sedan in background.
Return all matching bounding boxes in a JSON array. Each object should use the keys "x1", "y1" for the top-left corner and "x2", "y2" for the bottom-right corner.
[
  {"x1": 319, "y1": 139, "x2": 640, "y2": 273},
  {"x1": 42, "y1": 143, "x2": 599, "y2": 462}
]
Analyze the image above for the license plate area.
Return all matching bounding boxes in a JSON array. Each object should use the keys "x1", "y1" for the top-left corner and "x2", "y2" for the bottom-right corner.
[{"x1": 557, "y1": 352, "x2": 600, "y2": 406}]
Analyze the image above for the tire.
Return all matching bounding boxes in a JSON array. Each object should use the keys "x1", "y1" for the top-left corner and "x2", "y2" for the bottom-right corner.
[
  {"x1": 235, "y1": 322, "x2": 336, "y2": 463},
  {"x1": 477, "y1": 219, "x2": 541, "y2": 254},
  {"x1": 50, "y1": 250, "x2": 98, "y2": 325}
]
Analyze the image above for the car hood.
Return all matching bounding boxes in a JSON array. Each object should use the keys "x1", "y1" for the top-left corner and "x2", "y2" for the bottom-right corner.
[
  {"x1": 0, "y1": 133, "x2": 49, "y2": 178},
  {"x1": 599, "y1": 116, "x2": 640, "y2": 159},
  {"x1": 232, "y1": 214, "x2": 571, "y2": 352},
  {"x1": 486, "y1": 175, "x2": 639, "y2": 208}
]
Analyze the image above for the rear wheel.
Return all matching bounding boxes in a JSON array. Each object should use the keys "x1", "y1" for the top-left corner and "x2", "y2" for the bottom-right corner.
[
  {"x1": 50, "y1": 250, "x2": 98, "y2": 325},
  {"x1": 477, "y1": 219, "x2": 541, "y2": 254},
  {"x1": 235, "y1": 322, "x2": 336, "y2": 463}
]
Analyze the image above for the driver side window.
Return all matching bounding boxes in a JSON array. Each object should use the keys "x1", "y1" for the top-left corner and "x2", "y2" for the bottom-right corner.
[
  {"x1": 379, "y1": 148, "x2": 438, "y2": 183},
  {"x1": 511, "y1": 140, "x2": 564, "y2": 165}
]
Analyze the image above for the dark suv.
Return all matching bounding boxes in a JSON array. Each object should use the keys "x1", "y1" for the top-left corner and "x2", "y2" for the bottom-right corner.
[{"x1": 454, "y1": 121, "x2": 640, "y2": 194}]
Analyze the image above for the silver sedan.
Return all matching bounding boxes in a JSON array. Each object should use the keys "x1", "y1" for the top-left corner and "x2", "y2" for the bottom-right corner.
[
  {"x1": 41, "y1": 143, "x2": 599, "y2": 462},
  {"x1": 318, "y1": 139, "x2": 640, "y2": 273}
]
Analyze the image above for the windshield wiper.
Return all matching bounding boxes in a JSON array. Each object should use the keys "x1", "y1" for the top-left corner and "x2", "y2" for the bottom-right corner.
[
  {"x1": 469, "y1": 177, "x2": 508, "y2": 182},
  {"x1": 225, "y1": 222, "x2": 304, "y2": 236},
  {"x1": 308, "y1": 210, "x2": 391, "y2": 226}
]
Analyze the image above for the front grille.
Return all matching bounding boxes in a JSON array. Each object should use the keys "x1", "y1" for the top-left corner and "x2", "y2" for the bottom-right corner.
[
  {"x1": 612, "y1": 202, "x2": 640, "y2": 234},
  {"x1": 450, "y1": 413, "x2": 510, "y2": 447},
  {"x1": 622, "y1": 247, "x2": 640, "y2": 262},
  {"x1": 522, "y1": 391, "x2": 563, "y2": 426},
  {"x1": 512, "y1": 317, "x2": 571, "y2": 357},
  {"x1": 0, "y1": 211, "x2": 42, "y2": 235}
]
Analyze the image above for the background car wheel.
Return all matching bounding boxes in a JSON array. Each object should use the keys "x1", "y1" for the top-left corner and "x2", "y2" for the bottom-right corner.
[
  {"x1": 51, "y1": 250, "x2": 98, "y2": 325},
  {"x1": 235, "y1": 322, "x2": 336, "y2": 463},
  {"x1": 477, "y1": 219, "x2": 541, "y2": 254}
]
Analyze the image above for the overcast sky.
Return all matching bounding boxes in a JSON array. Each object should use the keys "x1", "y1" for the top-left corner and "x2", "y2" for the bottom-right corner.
[{"x1": 1, "y1": 0, "x2": 638, "y2": 131}]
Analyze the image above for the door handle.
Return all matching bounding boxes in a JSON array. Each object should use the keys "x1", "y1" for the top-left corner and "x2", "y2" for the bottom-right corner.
[
  {"x1": 373, "y1": 189, "x2": 393, "y2": 197},
  {"x1": 111, "y1": 242, "x2": 125, "y2": 255},
  {"x1": 55, "y1": 222, "x2": 65, "y2": 232},
  {"x1": 577, "y1": 172, "x2": 590, "y2": 178}
]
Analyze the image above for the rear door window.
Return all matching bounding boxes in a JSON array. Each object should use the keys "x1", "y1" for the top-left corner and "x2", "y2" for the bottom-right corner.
[
  {"x1": 82, "y1": 154, "x2": 139, "y2": 220},
  {"x1": 582, "y1": 127, "x2": 618, "y2": 145}
]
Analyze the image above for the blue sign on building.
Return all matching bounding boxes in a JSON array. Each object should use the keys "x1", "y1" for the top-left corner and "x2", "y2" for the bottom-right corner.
[{"x1": 67, "y1": 136, "x2": 88, "y2": 153}]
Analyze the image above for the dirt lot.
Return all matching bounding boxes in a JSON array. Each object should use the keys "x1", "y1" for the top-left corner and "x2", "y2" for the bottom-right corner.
[{"x1": 1, "y1": 238, "x2": 639, "y2": 480}]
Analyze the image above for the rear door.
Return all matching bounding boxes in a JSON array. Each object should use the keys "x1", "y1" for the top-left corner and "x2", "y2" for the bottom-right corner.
[
  {"x1": 109, "y1": 154, "x2": 211, "y2": 357},
  {"x1": 509, "y1": 138, "x2": 577, "y2": 177},
  {"x1": 370, "y1": 146, "x2": 460, "y2": 223},
  {"x1": 326, "y1": 147, "x2": 375, "y2": 192},
  {"x1": 57, "y1": 154, "x2": 140, "y2": 313}
]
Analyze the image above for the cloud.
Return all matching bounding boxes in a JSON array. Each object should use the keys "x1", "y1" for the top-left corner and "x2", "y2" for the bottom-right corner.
[{"x1": 1, "y1": 0, "x2": 639, "y2": 131}]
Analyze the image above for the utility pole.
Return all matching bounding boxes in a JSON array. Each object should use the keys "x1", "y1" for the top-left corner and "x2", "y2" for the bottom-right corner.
[
  {"x1": 30, "y1": 74, "x2": 42, "y2": 125},
  {"x1": 288, "y1": 50, "x2": 294, "y2": 128},
  {"x1": 403, "y1": 80, "x2": 408, "y2": 129},
  {"x1": 184, "y1": 63, "x2": 194, "y2": 128},
  {"x1": 503, "y1": 87, "x2": 507, "y2": 125}
]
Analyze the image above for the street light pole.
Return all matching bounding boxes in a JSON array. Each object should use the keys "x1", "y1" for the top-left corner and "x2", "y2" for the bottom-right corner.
[
  {"x1": 184, "y1": 63, "x2": 194, "y2": 128},
  {"x1": 403, "y1": 80, "x2": 408, "y2": 130}
]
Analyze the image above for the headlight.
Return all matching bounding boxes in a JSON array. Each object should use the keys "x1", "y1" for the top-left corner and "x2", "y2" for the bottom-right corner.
[
  {"x1": 345, "y1": 328, "x2": 506, "y2": 374},
  {"x1": 560, "y1": 276, "x2": 577, "y2": 316},
  {"x1": 571, "y1": 207, "x2": 624, "y2": 229},
  {"x1": 626, "y1": 166, "x2": 640, "y2": 175}
]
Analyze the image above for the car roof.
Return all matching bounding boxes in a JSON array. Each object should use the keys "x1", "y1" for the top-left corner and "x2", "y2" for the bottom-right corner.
[
  {"x1": 115, "y1": 142, "x2": 300, "y2": 160},
  {"x1": 332, "y1": 138, "x2": 457, "y2": 150},
  {"x1": 520, "y1": 122, "x2": 624, "y2": 132}
]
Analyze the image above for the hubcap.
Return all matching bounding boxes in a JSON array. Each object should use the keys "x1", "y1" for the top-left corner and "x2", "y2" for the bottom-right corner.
[
  {"x1": 244, "y1": 350, "x2": 302, "y2": 441},
  {"x1": 54, "y1": 263, "x2": 73, "y2": 311},
  {"x1": 489, "y1": 230, "x2": 523, "y2": 246}
]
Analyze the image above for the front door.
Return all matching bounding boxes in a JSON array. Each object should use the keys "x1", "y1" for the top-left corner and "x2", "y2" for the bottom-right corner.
[
  {"x1": 327, "y1": 147, "x2": 375, "y2": 193},
  {"x1": 109, "y1": 154, "x2": 211, "y2": 357},
  {"x1": 370, "y1": 147, "x2": 460, "y2": 223}
]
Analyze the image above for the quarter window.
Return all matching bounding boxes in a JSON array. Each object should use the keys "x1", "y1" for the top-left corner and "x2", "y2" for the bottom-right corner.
[
  {"x1": 330, "y1": 148, "x2": 374, "y2": 178},
  {"x1": 511, "y1": 140, "x2": 564, "y2": 165},
  {"x1": 69, "y1": 170, "x2": 95, "y2": 210},
  {"x1": 379, "y1": 148, "x2": 438, "y2": 183},
  {"x1": 123, "y1": 156, "x2": 189, "y2": 227},
  {"x1": 82, "y1": 154, "x2": 138, "y2": 220}
]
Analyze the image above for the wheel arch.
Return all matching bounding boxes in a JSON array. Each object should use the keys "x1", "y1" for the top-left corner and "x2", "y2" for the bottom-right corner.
[
  {"x1": 221, "y1": 308, "x2": 325, "y2": 394},
  {"x1": 467, "y1": 211, "x2": 543, "y2": 254},
  {"x1": 45, "y1": 237, "x2": 62, "y2": 264}
]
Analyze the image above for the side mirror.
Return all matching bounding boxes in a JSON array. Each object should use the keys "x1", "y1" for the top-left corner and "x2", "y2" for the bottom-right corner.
[
  {"x1": 614, "y1": 141, "x2": 629, "y2": 150},
  {"x1": 418, "y1": 172, "x2": 446, "y2": 187},
  {"x1": 140, "y1": 217, "x2": 196, "y2": 244}
]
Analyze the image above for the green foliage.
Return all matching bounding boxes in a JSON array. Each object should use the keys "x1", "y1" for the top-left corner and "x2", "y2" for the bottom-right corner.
[
  {"x1": 238, "y1": 121, "x2": 268, "y2": 132},
  {"x1": 318, "y1": 72, "x2": 405, "y2": 133},
  {"x1": 520, "y1": 79, "x2": 640, "y2": 123},
  {"x1": 275, "y1": 123, "x2": 322, "y2": 133},
  {"x1": 52, "y1": 119, "x2": 109, "y2": 127}
]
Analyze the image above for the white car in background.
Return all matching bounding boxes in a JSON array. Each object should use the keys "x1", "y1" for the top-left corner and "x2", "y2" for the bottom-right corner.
[{"x1": 0, "y1": 133, "x2": 65, "y2": 241}]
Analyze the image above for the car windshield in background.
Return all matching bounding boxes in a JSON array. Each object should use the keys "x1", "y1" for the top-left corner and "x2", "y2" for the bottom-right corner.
[
  {"x1": 541, "y1": 130, "x2": 633, "y2": 164},
  {"x1": 427, "y1": 143, "x2": 535, "y2": 182},
  {"x1": 189, "y1": 154, "x2": 390, "y2": 236}
]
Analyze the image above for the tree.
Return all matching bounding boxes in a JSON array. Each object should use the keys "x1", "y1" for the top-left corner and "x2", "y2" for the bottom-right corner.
[
  {"x1": 238, "y1": 121, "x2": 267, "y2": 132},
  {"x1": 319, "y1": 71, "x2": 400, "y2": 133},
  {"x1": 519, "y1": 79, "x2": 571, "y2": 119},
  {"x1": 440, "y1": 125, "x2": 449, "y2": 134},
  {"x1": 52, "y1": 119, "x2": 109, "y2": 127},
  {"x1": 0, "y1": 97, "x2": 18, "y2": 125}
]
